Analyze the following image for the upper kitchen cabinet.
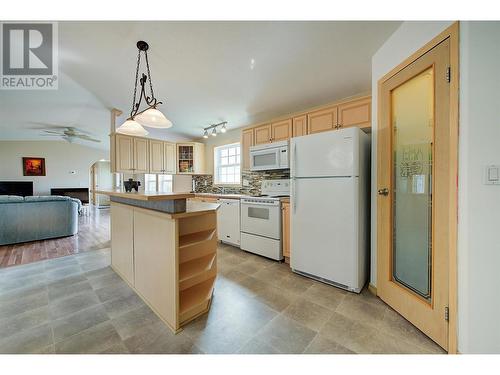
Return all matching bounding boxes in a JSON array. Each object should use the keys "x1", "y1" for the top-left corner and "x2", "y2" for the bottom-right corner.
[
  {"x1": 271, "y1": 119, "x2": 292, "y2": 142},
  {"x1": 149, "y1": 140, "x2": 164, "y2": 174},
  {"x1": 337, "y1": 97, "x2": 371, "y2": 130},
  {"x1": 112, "y1": 133, "x2": 134, "y2": 173},
  {"x1": 133, "y1": 137, "x2": 150, "y2": 174},
  {"x1": 177, "y1": 142, "x2": 205, "y2": 174},
  {"x1": 292, "y1": 115, "x2": 307, "y2": 138},
  {"x1": 241, "y1": 128, "x2": 254, "y2": 171},
  {"x1": 254, "y1": 124, "x2": 272, "y2": 145},
  {"x1": 164, "y1": 142, "x2": 176, "y2": 174},
  {"x1": 149, "y1": 140, "x2": 176, "y2": 174},
  {"x1": 307, "y1": 106, "x2": 338, "y2": 134}
]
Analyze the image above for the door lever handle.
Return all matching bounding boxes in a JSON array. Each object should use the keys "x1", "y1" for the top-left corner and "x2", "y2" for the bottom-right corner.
[{"x1": 378, "y1": 188, "x2": 389, "y2": 196}]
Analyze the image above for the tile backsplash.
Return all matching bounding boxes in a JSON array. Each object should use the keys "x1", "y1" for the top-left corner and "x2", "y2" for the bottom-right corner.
[{"x1": 192, "y1": 169, "x2": 290, "y2": 196}]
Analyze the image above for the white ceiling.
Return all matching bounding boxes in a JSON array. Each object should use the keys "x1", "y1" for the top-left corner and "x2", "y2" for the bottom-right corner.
[{"x1": 0, "y1": 21, "x2": 400, "y2": 148}]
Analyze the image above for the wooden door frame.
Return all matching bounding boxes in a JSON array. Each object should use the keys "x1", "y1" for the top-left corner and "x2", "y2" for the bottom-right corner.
[{"x1": 376, "y1": 22, "x2": 459, "y2": 354}]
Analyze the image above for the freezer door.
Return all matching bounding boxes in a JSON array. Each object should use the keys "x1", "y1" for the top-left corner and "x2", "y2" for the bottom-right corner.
[
  {"x1": 291, "y1": 177, "x2": 358, "y2": 288},
  {"x1": 291, "y1": 127, "x2": 359, "y2": 178}
]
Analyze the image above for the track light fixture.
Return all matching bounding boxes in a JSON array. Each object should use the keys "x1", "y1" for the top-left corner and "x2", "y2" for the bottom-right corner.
[{"x1": 203, "y1": 121, "x2": 228, "y2": 139}]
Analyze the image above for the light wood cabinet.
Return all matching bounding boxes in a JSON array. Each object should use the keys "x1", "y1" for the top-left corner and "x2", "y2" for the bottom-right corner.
[
  {"x1": 164, "y1": 142, "x2": 176, "y2": 174},
  {"x1": 111, "y1": 203, "x2": 135, "y2": 284},
  {"x1": 110, "y1": 201, "x2": 218, "y2": 333},
  {"x1": 254, "y1": 124, "x2": 272, "y2": 145},
  {"x1": 149, "y1": 140, "x2": 164, "y2": 174},
  {"x1": 282, "y1": 202, "x2": 290, "y2": 262},
  {"x1": 133, "y1": 137, "x2": 149, "y2": 173},
  {"x1": 112, "y1": 134, "x2": 204, "y2": 175},
  {"x1": 149, "y1": 140, "x2": 176, "y2": 174},
  {"x1": 292, "y1": 115, "x2": 307, "y2": 137},
  {"x1": 307, "y1": 106, "x2": 338, "y2": 134},
  {"x1": 271, "y1": 119, "x2": 292, "y2": 142},
  {"x1": 177, "y1": 142, "x2": 205, "y2": 174},
  {"x1": 241, "y1": 128, "x2": 254, "y2": 171},
  {"x1": 114, "y1": 134, "x2": 134, "y2": 173},
  {"x1": 338, "y1": 97, "x2": 371, "y2": 129}
]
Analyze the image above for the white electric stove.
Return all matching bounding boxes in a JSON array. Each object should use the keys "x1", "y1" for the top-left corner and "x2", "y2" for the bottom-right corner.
[{"x1": 240, "y1": 179, "x2": 290, "y2": 260}]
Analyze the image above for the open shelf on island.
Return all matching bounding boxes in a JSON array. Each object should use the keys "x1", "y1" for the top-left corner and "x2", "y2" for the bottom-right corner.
[
  {"x1": 179, "y1": 276, "x2": 216, "y2": 324},
  {"x1": 179, "y1": 229, "x2": 216, "y2": 248},
  {"x1": 179, "y1": 253, "x2": 216, "y2": 284}
]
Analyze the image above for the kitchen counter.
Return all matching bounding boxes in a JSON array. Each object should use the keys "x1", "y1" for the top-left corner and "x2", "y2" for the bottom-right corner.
[
  {"x1": 96, "y1": 189, "x2": 194, "y2": 201},
  {"x1": 194, "y1": 192, "x2": 247, "y2": 200},
  {"x1": 108, "y1": 193, "x2": 219, "y2": 334}
]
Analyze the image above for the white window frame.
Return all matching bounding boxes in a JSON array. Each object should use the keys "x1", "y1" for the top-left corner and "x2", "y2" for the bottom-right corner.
[
  {"x1": 144, "y1": 174, "x2": 173, "y2": 192},
  {"x1": 213, "y1": 142, "x2": 241, "y2": 186}
]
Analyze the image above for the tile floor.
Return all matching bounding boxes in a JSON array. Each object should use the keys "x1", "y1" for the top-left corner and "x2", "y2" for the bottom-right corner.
[{"x1": 0, "y1": 243, "x2": 445, "y2": 354}]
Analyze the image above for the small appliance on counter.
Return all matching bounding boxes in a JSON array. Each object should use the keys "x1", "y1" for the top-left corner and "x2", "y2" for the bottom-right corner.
[
  {"x1": 240, "y1": 179, "x2": 290, "y2": 260},
  {"x1": 123, "y1": 178, "x2": 141, "y2": 192},
  {"x1": 249, "y1": 140, "x2": 289, "y2": 171}
]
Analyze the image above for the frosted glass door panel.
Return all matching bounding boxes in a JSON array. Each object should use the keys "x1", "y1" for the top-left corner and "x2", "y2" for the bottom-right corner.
[{"x1": 391, "y1": 68, "x2": 434, "y2": 300}]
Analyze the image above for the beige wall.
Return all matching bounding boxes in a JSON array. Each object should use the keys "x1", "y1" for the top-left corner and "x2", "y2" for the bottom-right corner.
[
  {"x1": 0, "y1": 141, "x2": 108, "y2": 195},
  {"x1": 199, "y1": 128, "x2": 242, "y2": 176}
]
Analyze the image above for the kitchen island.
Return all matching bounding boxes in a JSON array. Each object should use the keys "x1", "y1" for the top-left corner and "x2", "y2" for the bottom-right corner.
[{"x1": 96, "y1": 190, "x2": 219, "y2": 333}]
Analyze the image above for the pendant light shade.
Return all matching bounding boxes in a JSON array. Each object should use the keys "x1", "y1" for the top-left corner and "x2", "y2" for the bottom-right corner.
[
  {"x1": 117, "y1": 119, "x2": 149, "y2": 136},
  {"x1": 135, "y1": 108, "x2": 173, "y2": 129},
  {"x1": 120, "y1": 41, "x2": 171, "y2": 134}
]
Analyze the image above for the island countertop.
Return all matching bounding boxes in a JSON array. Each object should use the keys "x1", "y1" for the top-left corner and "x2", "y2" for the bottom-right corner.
[
  {"x1": 167, "y1": 201, "x2": 220, "y2": 219},
  {"x1": 96, "y1": 189, "x2": 194, "y2": 201}
]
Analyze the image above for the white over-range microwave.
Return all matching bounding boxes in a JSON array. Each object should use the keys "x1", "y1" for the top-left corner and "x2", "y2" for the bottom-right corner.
[{"x1": 249, "y1": 140, "x2": 289, "y2": 171}]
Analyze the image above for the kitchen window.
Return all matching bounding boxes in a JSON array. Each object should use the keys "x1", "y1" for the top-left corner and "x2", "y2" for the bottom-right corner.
[
  {"x1": 144, "y1": 174, "x2": 173, "y2": 192},
  {"x1": 214, "y1": 143, "x2": 241, "y2": 185}
]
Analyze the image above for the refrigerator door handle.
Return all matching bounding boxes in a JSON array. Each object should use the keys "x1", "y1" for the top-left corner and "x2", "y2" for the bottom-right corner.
[
  {"x1": 292, "y1": 177, "x2": 297, "y2": 214},
  {"x1": 293, "y1": 143, "x2": 297, "y2": 175}
]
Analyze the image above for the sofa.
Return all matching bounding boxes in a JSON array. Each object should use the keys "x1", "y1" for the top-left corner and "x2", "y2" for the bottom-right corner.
[{"x1": 0, "y1": 195, "x2": 81, "y2": 245}]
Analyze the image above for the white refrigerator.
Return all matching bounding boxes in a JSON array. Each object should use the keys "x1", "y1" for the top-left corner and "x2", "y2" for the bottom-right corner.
[{"x1": 290, "y1": 127, "x2": 370, "y2": 293}]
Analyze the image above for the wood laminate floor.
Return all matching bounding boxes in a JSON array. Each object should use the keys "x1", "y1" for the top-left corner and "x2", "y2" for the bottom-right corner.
[{"x1": 0, "y1": 207, "x2": 110, "y2": 268}]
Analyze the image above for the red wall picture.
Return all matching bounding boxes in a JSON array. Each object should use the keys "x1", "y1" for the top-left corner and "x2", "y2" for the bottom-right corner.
[{"x1": 22, "y1": 157, "x2": 46, "y2": 176}]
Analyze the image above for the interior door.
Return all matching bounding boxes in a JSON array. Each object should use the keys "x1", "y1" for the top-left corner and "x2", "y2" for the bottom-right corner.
[{"x1": 377, "y1": 38, "x2": 451, "y2": 350}]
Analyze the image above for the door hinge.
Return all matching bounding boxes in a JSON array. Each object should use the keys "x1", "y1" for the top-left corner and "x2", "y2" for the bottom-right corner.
[
  {"x1": 446, "y1": 67, "x2": 451, "y2": 83},
  {"x1": 444, "y1": 306, "x2": 450, "y2": 321}
]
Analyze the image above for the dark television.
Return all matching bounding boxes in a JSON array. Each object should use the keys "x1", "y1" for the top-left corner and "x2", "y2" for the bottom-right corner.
[{"x1": 0, "y1": 181, "x2": 34, "y2": 197}]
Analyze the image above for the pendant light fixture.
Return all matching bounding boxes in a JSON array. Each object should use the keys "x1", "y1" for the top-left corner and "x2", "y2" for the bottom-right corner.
[{"x1": 117, "y1": 41, "x2": 172, "y2": 136}]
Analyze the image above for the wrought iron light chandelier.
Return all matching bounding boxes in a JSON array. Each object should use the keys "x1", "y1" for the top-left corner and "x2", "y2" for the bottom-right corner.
[
  {"x1": 203, "y1": 121, "x2": 227, "y2": 138},
  {"x1": 117, "y1": 41, "x2": 172, "y2": 136}
]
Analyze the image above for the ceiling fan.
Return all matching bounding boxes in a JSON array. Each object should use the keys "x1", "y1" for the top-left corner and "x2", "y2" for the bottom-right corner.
[{"x1": 38, "y1": 126, "x2": 101, "y2": 143}]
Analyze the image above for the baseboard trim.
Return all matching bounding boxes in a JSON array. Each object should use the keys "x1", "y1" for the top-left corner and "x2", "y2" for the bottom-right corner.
[{"x1": 368, "y1": 283, "x2": 377, "y2": 296}]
